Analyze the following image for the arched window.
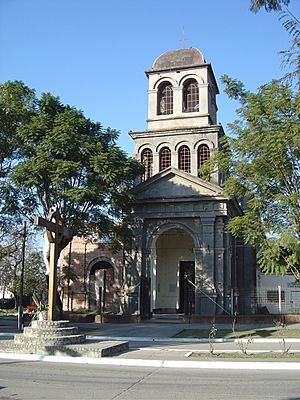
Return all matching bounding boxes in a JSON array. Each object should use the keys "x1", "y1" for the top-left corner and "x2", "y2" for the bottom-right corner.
[
  {"x1": 178, "y1": 145, "x2": 191, "y2": 173},
  {"x1": 157, "y1": 82, "x2": 173, "y2": 115},
  {"x1": 141, "y1": 148, "x2": 153, "y2": 181},
  {"x1": 183, "y1": 79, "x2": 199, "y2": 113},
  {"x1": 159, "y1": 147, "x2": 171, "y2": 171},
  {"x1": 198, "y1": 144, "x2": 210, "y2": 176}
]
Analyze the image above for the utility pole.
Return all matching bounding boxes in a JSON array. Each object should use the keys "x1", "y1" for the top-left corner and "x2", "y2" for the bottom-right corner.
[{"x1": 17, "y1": 221, "x2": 27, "y2": 332}]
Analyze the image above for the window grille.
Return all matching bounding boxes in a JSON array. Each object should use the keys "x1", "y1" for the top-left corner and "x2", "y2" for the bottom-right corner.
[
  {"x1": 178, "y1": 145, "x2": 191, "y2": 173},
  {"x1": 183, "y1": 79, "x2": 199, "y2": 113},
  {"x1": 159, "y1": 147, "x2": 171, "y2": 171},
  {"x1": 141, "y1": 148, "x2": 153, "y2": 181},
  {"x1": 157, "y1": 82, "x2": 173, "y2": 115}
]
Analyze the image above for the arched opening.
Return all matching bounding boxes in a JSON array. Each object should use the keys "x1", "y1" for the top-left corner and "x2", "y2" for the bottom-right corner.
[
  {"x1": 141, "y1": 148, "x2": 153, "y2": 181},
  {"x1": 197, "y1": 144, "x2": 210, "y2": 177},
  {"x1": 178, "y1": 145, "x2": 191, "y2": 173},
  {"x1": 182, "y1": 79, "x2": 199, "y2": 112},
  {"x1": 89, "y1": 260, "x2": 114, "y2": 313},
  {"x1": 153, "y1": 227, "x2": 195, "y2": 314},
  {"x1": 157, "y1": 82, "x2": 173, "y2": 115},
  {"x1": 159, "y1": 146, "x2": 171, "y2": 171}
]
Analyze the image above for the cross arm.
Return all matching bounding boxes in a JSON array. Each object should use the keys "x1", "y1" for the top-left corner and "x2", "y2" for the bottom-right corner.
[{"x1": 34, "y1": 216, "x2": 73, "y2": 239}]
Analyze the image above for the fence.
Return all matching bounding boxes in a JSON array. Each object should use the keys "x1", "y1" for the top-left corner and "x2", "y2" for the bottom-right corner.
[{"x1": 236, "y1": 286, "x2": 300, "y2": 315}]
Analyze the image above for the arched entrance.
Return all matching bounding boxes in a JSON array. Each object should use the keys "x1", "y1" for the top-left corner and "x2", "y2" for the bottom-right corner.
[
  {"x1": 88, "y1": 260, "x2": 114, "y2": 313},
  {"x1": 152, "y1": 227, "x2": 195, "y2": 315}
]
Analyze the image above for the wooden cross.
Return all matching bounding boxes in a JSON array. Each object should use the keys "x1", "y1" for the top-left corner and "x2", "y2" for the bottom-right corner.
[{"x1": 34, "y1": 207, "x2": 73, "y2": 320}]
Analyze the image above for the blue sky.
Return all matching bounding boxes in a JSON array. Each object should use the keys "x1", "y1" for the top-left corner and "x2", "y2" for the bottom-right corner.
[{"x1": 0, "y1": 0, "x2": 298, "y2": 155}]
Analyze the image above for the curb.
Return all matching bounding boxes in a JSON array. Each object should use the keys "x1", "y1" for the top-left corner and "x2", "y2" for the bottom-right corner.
[
  {"x1": 0, "y1": 352, "x2": 300, "y2": 370},
  {"x1": 87, "y1": 335, "x2": 300, "y2": 344}
]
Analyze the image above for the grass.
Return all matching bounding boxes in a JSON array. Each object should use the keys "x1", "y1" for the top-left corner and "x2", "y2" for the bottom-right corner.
[
  {"x1": 0, "y1": 308, "x2": 16, "y2": 316},
  {"x1": 173, "y1": 328, "x2": 300, "y2": 339},
  {"x1": 189, "y1": 352, "x2": 300, "y2": 361}
]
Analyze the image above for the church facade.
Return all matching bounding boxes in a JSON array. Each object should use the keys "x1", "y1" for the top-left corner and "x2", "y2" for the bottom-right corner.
[{"x1": 61, "y1": 48, "x2": 256, "y2": 320}]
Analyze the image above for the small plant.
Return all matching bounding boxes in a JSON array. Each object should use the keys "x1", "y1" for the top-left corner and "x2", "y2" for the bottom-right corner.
[
  {"x1": 208, "y1": 323, "x2": 218, "y2": 355},
  {"x1": 236, "y1": 335, "x2": 253, "y2": 355},
  {"x1": 274, "y1": 320, "x2": 291, "y2": 355},
  {"x1": 32, "y1": 294, "x2": 48, "y2": 320},
  {"x1": 232, "y1": 313, "x2": 253, "y2": 355}
]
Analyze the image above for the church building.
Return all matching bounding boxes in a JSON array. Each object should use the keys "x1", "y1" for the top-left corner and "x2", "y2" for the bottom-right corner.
[{"x1": 61, "y1": 47, "x2": 256, "y2": 321}]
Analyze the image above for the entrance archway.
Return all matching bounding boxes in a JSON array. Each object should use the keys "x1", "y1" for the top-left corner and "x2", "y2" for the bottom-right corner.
[
  {"x1": 152, "y1": 227, "x2": 195, "y2": 314},
  {"x1": 88, "y1": 260, "x2": 114, "y2": 312}
]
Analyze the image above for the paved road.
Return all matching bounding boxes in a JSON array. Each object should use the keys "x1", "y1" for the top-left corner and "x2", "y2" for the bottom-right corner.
[{"x1": 0, "y1": 358, "x2": 300, "y2": 400}]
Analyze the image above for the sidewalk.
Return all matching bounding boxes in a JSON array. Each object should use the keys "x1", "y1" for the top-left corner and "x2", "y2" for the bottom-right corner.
[{"x1": 1, "y1": 317, "x2": 300, "y2": 369}]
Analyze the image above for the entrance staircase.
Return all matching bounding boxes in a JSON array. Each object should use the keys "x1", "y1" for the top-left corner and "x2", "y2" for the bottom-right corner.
[{"x1": 149, "y1": 313, "x2": 185, "y2": 323}]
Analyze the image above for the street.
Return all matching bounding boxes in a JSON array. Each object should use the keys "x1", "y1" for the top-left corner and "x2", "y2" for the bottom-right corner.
[{"x1": 0, "y1": 358, "x2": 299, "y2": 400}]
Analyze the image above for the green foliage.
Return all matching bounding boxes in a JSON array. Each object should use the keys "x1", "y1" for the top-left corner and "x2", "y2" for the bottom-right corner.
[
  {"x1": 249, "y1": 0, "x2": 299, "y2": 87},
  {"x1": 0, "y1": 80, "x2": 36, "y2": 175},
  {"x1": 2, "y1": 250, "x2": 47, "y2": 298},
  {"x1": 221, "y1": 75, "x2": 247, "y2": 101},
  {"x1": 0, "y1": 81, "x2": 144, "y2": 252},
  {"x1": 212, "y1": 77, "x2": 300, "y2": 280},
  {"x1": 250, "y1": 0, "x2": 289, "y2": 13},
  {"x1": 279, "y1": 10, "x2": 300, "y2": 86}
]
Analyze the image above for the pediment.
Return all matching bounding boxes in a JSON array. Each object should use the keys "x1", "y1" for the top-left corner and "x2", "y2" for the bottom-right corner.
[{"x1": 135, "y1": 167, "x2": 224, "y2": 201}]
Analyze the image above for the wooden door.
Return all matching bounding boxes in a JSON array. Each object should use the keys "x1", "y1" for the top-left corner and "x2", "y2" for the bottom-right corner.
[{"x1": 179, "y1": 261, "x2": 195, "y2": 314}]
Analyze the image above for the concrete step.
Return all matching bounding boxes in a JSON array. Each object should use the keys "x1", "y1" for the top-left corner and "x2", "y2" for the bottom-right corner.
[
  {"x1": 150, "y1": 313, "x2": 185, "y2": 324},
  {"x1": 31, "y1": 320, "x2": 70, "y2": 329},
  {"x1": 23, "y1": 326, "x2": 78, "y2": 338},
  {"x1": 0, "y1": 338, "x2": 128, "y2": 358}
]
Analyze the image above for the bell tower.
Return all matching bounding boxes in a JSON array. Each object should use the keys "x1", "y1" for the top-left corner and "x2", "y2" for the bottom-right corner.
[
  {"x1": 146, "y1": 48, "x2": 218, "y2": 131},
  {"x1": 130, "y1": 47, "x2": 224, "y2": 185}
]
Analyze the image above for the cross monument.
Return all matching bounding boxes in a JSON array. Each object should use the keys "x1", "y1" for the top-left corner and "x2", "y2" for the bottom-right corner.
[{"x1": 34, "y1": 207, "x2": 73, "y2": 320}]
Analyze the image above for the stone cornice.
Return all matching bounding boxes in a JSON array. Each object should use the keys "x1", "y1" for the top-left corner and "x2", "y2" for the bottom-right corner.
[{"x1": 129, "y1": 124, "x2": 224, "y2": 139}]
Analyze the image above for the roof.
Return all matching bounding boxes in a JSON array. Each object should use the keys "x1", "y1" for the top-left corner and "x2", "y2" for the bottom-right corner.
[{"x1": 152, "y1": 48, "x2": 205, "y2": 70}]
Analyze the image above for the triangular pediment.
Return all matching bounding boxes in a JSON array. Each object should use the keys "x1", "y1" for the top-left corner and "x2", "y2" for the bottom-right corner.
[{"x1": 135, "y1": 167, "x2": 225, "y2": 201}]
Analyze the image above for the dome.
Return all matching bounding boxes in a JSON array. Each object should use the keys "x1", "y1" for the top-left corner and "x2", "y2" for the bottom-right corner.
[{"x1": 152, "y1": 48, "x2": 205, "y2": 70}]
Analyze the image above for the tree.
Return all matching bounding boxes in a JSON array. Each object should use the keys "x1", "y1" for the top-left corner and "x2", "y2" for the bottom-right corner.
[
  {"x1": 204, "y1": 76, "x2": 300, "y2": 280},
  {"x1": 7, "y1": 251, "x2": 47, "y2": 303},
  {"x1": 0, "y1": 224, "x2": 46, "y2": 306},
  {"x1": 0, "y1": 80, "x2": 36, "y2": 175},
  {"x1": 0, "y1": 81, "x2": 144, "y2": 260}
]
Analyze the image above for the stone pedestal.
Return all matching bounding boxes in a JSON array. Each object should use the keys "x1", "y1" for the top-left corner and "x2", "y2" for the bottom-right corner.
[
  {"x1": 14, "y1": 320, "x2": 86, "y2": 347},
  {"x1": 0, "y1": 320, "x2": 129, "y2": 358}
]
